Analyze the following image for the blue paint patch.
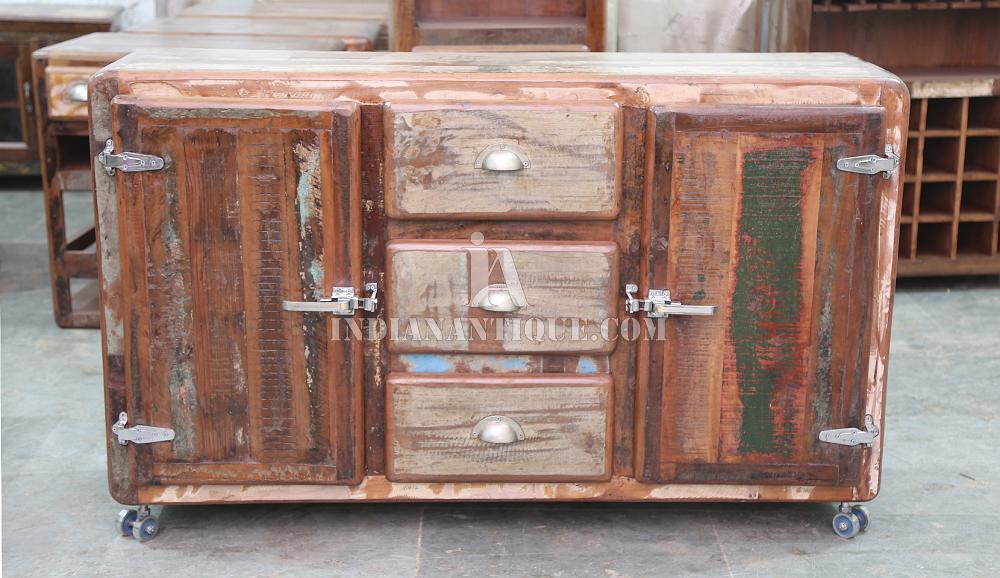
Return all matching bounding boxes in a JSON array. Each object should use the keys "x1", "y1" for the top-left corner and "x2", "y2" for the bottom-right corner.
[
  {"x1": 401, "y1": 354, "x2": 453, "y2": 373},
  {"x1": 500, "y1": 357, "x2": 530, "y2": 371},
  {"x1": 576, "y1": 357, "x2": 598, "y2": 374}
]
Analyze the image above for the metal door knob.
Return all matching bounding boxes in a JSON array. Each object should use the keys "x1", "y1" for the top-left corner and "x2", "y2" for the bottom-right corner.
[
  {"x1": 471, "y1": 415, "x2": 525, "y2": 444},
  {"x1": 474, "y1": 144, "x2": 530, "y2": 171}
]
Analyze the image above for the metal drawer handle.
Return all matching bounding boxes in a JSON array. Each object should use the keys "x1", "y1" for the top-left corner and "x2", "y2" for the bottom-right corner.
[
  {"x1": 472, "y1": 415, "x2": 525, "y2": 445},
  {"x1": 66, "y1": 81, "x2": 88, "y2": 103},
  {"x1": 474, "y1": 144, "x2": 530, "y2": 172},
  {"x1": 470, "y1": 283, "x2": 523, "y2": 313}
]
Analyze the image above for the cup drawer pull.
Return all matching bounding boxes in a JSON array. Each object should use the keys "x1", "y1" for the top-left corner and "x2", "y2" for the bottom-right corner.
[
  {"x1": 474, "y1": 144, "x2": 530, "y2": 172},
  {"x1": 471, "y1": 415, "x2": 525, "y2": 444},
  {"x1": 66, "y1": 81, "x2": 88, "y2": 103}
]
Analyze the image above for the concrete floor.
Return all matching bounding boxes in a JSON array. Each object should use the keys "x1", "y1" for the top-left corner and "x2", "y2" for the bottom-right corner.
[{"x1": 1, "y1": 187, "x2": 998, "y2": 577}]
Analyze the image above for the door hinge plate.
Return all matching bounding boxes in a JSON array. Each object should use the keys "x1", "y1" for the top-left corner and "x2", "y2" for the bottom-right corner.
[
  {"x1": 624, "y1": 283, "x2": 716, "y2": 318},
  {"x1": 282, "y1": 283, "x2": 378, "y2": 315},
  {"x1": 112, "y1": 412, "x2": 175, "y2": 445},
  {"x1": 819, "y1": 414, "x2": 880, "y2": 448},
  {"x1": 837, "y1": 145, "x2": 899, "y2": 179},
  {"x1": 98, "y1": 139, "x2": 165, "y2": 176}
]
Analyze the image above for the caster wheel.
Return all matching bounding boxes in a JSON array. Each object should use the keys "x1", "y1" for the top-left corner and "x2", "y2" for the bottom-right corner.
[
  {"x1": 851, "y1": 505, "x2": 871, "y2": 532},
  {"x1": 132, "y1": 516, "x2": 159, "y2": 542},
  {"x1": 117, "y1": 509, "x2": 138, "y2": 537},
  {"x1": 832, "y1": 511, "x2": 862, "y2": 539}
]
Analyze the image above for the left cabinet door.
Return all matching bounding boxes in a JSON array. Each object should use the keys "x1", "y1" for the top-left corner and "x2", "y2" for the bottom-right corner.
[{"x1": 110, "y1": 97, "x2": 363, "y2": 485}]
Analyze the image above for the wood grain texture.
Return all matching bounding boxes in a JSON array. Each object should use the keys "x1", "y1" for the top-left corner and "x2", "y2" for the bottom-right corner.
[
  {"x1": 386, "y1": 240, "x2": 618, "y2": 353},
  {"x1": 386, "y1": 374, "x2": 612, "y2": 481},
  {"x1": 113, "y1": 97, "x2": 363, "y2": 484},
  {"x1": 385, "y1": 104, "x2": 621, "y2": 220}
]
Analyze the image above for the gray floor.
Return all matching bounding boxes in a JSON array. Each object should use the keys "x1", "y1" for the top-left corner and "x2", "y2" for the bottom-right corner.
[{"x1": 1, "y1": 186, "x2": 998, "y2": 577}]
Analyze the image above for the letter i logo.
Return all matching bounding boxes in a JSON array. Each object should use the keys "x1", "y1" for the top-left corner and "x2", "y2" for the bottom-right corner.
[{"x1": 466, "y1": 232, "x2": 528, "y2": 312}]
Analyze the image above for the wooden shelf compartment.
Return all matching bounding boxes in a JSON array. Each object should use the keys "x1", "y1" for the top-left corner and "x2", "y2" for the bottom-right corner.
[
  {"x1": 921, "y1": 136, "x2": 962, "y2": 179},
  {"x1": 960, "y1": 180, "x2": 1000, "y2": 219},
  {"x1": 918, "y1": 181, "x2": 958, "y2": 220},
  {"x1": 956, "y1": 221, "x2": 998, "y2": 255},
  {"x1": 915, "y1": 221, "x2": 956, "y2": 258},
  {"x1": 963, "y1": 136, "x2": 1000, "y2": 178}
]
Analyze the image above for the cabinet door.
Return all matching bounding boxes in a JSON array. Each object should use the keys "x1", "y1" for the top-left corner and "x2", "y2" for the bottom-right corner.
[
  {"x1": 636, "y1": 106, "x2": 885, "y2": 486},
  {"x1": 111, "y1": 97, "x2": 363, "y2": 484},
  {"x1": 0, "y1": 41, "x2": 35, "y2": 162}
]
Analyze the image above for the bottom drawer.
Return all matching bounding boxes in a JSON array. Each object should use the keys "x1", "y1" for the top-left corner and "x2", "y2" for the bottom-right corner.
[{"x1": 387, "y1": 374, "x2": 612, "y2": 482}]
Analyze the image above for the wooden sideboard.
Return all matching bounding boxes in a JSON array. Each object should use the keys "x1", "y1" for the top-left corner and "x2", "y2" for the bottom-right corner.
[{"x1": 90, "y1": 51, "x2": 905, "y2": 542}]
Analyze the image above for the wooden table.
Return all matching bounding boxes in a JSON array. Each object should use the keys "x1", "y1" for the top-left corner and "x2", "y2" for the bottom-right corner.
[{"x1": 126, "y1": 16, "x2": 382, "y2": 51}]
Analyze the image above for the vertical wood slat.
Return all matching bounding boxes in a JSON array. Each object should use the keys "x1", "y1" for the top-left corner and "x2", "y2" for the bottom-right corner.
[{"x1": 185, "y1": 128, "x2": 251, "y2": 463}]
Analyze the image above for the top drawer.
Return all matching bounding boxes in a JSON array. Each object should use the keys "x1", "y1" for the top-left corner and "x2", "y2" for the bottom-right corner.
[
  {"x1": 385, "y1": 103, "x2": 622, "y2": 220},
  {"x1": 46, "y1": 66, "x2": 97, "y2": 121}
]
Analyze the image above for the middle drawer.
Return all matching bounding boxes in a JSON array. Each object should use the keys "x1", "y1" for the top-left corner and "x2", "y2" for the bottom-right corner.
[{"x1": 386, "y1": 239, "x2": 619, "y2": 354}]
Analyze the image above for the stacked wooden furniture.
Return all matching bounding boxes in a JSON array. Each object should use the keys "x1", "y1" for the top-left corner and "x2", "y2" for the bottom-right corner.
[
  {"x1": 32, "y1": 33, "x2": 347, "y2": 328},
  {"x1": 127, "y1": 14, "x2": 381, "y2": 51},
  {"x1": 0, "y1": 3, "x2": 121, "y2": 175},
  {"x1": 91, "y1": 50, "x2": 904, "y2": 541},
  {"x1": 393, "y1": 0, "x2": 605, "y2": 51},
  {"x1": 809, "y1": 0, "x2": 1000, "y2": 275},
  {"x1": 179, "y1": 0, "x2": 390, "y2": 49}
]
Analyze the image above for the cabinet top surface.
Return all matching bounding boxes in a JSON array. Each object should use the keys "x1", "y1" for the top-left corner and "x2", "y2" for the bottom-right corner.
[
  {"x1": 124, "y1": 16, "x2": 382, "y2": 38},
  {"x1": 103, "y1": 49, "x2": 899, "y2": 82},
  {"x1": 33, "y1": 32, "x2": 346, "y2": 62},
  {"x1": 0, "y1": 3, "x2": 123, "y2": 24}
]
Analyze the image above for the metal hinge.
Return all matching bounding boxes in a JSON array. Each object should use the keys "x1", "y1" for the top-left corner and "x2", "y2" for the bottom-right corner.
[
  {"x1": 97, "y1": 139, "x2": 165, "y2": 176},
  {"x1": 282, "y1": 283, "x2": 378, "y2": 315},
  {"x1": 624, "y1": 284, "x2": 717, "y2": 318},
  {"x1": 819, "y1": 414, "x2": 880, "y2": 448},
  {"x1": 836, "y1": 145, "x2": 899, "y2": 179},
  {"x1": 111, "y1": 412, "x2": 175, "y2": 446}
]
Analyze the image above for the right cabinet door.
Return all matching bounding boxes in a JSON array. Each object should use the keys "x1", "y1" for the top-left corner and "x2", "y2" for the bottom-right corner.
[{"x1": 636, "y1": 105, "x2": 885, "y2": 486}]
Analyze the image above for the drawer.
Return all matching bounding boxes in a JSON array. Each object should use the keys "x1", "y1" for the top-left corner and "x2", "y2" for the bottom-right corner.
[
  {"x1": 387, "y1": 374, "x2": 613, "y2": 482},
  {"x1": 385, "y1": 103, "x2": 621, "y2": 220},
  {"x1": 46, "y1": 66, "x2": 96, "y2": 121},
  {"x1": 386, "y1": 240, "x2": 619, "y2": 353}
]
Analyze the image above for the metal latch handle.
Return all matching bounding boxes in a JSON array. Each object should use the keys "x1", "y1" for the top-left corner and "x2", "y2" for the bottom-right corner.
[
  {"x1": 819, "y1": 414, "x2": 880, "y2": 448},
  {"x1": 625, "y1": 284, "x2": 717, "y2": 318},
  {"x1": 111, "y1": 412, "x2": 175, "y2": 445},
  {"x1": 282, "y1": 283, "x2": 378, "y2": 315},
  {"x1": 98, "y1": 139, "x2": 165, "y2": 176},
  {"x1": 836, "y1": 145, "x2": 899, "y2": 179}
]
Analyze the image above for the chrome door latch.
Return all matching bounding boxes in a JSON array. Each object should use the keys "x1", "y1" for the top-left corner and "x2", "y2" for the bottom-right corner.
[
  {"x1": 836, "y1": 145, "x2": 899, "y2": 179},
  {"x1": 819, "y1": 414, "x2": 880, "y2": 448},
  {"x1": 97, "y1": 139, "x2": 165, "y2": 176},
  {"x1": 282, "y1": 283, "x2": 378, "y2": 315},
  {"x1": 624, "y1": 284, "x2": 717, "y2": 318},
  {"x1": 111, "y1": 412, "x2": 175, "y2": 446}
]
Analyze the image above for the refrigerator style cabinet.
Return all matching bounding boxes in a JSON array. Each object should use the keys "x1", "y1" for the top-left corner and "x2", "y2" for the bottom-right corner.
[{"x1": 89, "y1": 51, "x2": 907, "y2": 541}]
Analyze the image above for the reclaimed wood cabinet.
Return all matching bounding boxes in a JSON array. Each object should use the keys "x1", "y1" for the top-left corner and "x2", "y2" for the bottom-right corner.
[{"x1": 91, "y1": 51, "x2": 906, "y2": 541}]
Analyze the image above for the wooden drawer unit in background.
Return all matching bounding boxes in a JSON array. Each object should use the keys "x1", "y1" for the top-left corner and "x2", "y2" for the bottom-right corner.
[
  {"x1": 91, "y1": 51, "x2": 905, "y2": 541},
  {"x1": 393, "y1": 0, "x2": 606, "y2": 51},
  {"x1": 0, "y1": 3, "x2": 121, "y2": 174},
  {"x1": 31, "y1": 33, "x2": 348, "y2": 328},
  {"x1": 126, "y1": 16, "x2": 381, "y2": 51}
]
